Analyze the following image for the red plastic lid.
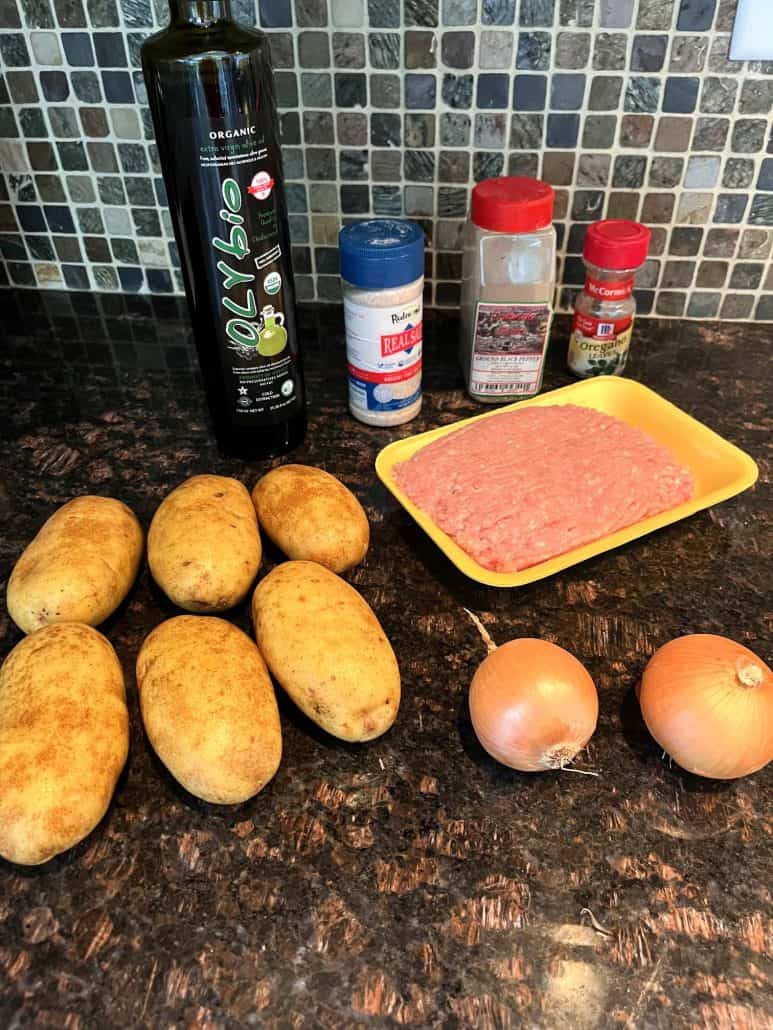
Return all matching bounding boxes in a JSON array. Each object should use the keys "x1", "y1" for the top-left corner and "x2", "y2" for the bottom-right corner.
[
  {"x1": 584, "y1": 220, "x2": 651, "y2": 270},
  {"x1": 471, "y1": 177, "x2": 554, "y2": 233}
]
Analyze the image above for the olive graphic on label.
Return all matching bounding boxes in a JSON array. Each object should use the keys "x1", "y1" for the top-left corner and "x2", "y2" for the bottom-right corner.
[{"x1": 257, "y1": 305, "x2": 287, "y2": 356}]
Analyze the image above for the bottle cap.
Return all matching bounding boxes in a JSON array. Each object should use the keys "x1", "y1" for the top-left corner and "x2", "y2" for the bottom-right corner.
[
  {"x1": 583, "y1": 220, "x2": 651, "y2": 270},
  {"x1": 339, "y1": 219, "x2": 425, "y2": 289},
  {"x1": 470, "y1": 177, "x2": 554, "y2": 233}
]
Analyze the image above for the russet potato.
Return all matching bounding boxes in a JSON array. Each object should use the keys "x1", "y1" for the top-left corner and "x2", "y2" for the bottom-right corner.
[
  {"x1": 136, "y1": 615, "x2": 282, "y2": 804},
  {"x1": 252, "y1": 561, "x2": 399, "y2": 742},
  {"x1": 7, "y1": 495, "x2": 143, "y2": 635},
  {"x1": 252, "y1": 464, "x2": 369, "y2": 573},
  {"x1": 148, "y1": 474, "x2": 261, "y2": 612},
  {"x1": 0, "y1": 623, "x2": 129, "y2": 865}
]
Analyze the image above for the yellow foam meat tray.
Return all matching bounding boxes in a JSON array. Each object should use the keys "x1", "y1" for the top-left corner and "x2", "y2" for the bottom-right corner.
[{"x1": 375, "y1": 376, "x2": 759, "y2": 588}]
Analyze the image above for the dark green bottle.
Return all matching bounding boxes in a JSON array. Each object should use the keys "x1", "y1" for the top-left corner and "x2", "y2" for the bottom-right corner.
[{"x1": 142, "y1": 0, "x2": 306, "y2": 458}]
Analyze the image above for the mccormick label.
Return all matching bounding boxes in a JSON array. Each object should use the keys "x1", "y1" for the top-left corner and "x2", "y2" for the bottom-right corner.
[
  {"x1": 176, "y1": 114, "x2": 302, "y2": 426},
  {"x1": 568, "y1": 277, "x2": 636, "y2": 377},
  {"x1": 344, "y1": 296, "x2": 423, "y2": 414},
  {"x1": 470, "y1": 301, "x2": 552, "y2": 397}
]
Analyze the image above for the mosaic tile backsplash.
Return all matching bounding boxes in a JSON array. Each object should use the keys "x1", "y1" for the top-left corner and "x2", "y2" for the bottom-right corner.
[{"x1": 1, "y1": 0, "x2": 773, "y2": 318}]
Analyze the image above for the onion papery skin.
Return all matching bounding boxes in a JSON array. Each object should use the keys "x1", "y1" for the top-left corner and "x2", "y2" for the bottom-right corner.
[
  {"x1": 640, "y1": 634, "x2": 773, "y2": 780},
  {"x1": 469, "y1": 638, "x2": 599, "y2": 772}
]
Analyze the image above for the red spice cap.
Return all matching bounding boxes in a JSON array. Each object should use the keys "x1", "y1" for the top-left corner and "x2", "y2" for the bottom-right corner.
[
  {"x1": 583, "y1": 220, "x2": 651, "y2": 270},
  {"x1": 471, "y1": 177, "x2": 554, "y2": 233}
]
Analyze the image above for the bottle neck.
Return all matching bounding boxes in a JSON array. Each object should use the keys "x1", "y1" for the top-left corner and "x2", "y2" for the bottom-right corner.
[{"x1": 169, "y1": 0, "x2": 232, "y2": 26}]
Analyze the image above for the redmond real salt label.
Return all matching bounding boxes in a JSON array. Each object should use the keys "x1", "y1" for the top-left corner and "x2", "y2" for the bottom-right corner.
[
  {"x1": 470, "y1": 302, "x2": 552, "y2": 397},
  {"x1": 344, "y1": 295, "x2": 423, "y2": 414}
]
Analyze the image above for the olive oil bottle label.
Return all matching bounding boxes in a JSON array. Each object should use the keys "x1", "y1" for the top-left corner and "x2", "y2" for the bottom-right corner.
[{"x1": 176, "y1": 114, "x2": 301, "y2": 424}]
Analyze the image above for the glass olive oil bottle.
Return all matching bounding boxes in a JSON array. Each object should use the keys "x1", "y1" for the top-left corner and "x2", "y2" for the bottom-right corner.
[{"x1": 142, "y1": 0, "x2": 306, "y2": 458}]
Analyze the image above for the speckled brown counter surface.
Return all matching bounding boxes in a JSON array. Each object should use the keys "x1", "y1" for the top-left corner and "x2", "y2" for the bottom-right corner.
[{"x1": 0, "y1": 289, "x2": 770, "y2": 1030}]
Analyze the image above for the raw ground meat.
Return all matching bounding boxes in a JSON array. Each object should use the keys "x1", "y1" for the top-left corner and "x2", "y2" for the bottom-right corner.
[{"x1": 393, "y1": 404, "x2": 695, "y2": 572}]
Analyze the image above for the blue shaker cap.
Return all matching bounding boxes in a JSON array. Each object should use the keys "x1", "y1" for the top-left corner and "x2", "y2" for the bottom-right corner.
[{"x1": 339, "y1": 219, "x2": 425, "y2": 290}]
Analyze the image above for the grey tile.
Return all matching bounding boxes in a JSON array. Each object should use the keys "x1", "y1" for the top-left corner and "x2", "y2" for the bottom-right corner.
[
  {"x1": 699, "y1": 76, "x2": 737, "y2": 114},
  {"x1": 336, "y1": 111, "x2": 367, "y2": 145},
  {"x1": 571, "y1": 189, "x2": 604, "y2": 220},
  {"x1": 340, "y1": 148, "x2": 368, "y2": 179},
  {"x1": 510, "y1": 112, "x2": 544, "y2": 148},
  {"x1": 669, "y1": 226, "x2": 702, "y2": 255},
  {"x1": 309, "y1": 183, "x2": 337, "y2": 211},
  {"x1": 719, "y1": 293, "x2": 754, "y2": 319},
  {"x1": 333, "y1": 32, "x2": 365, "y2": 67},
  {"x1": 722, "y1": 158, "x2": 754, "y2": 189},
  {"x1": 684, "y1": 155, "x2": 719, "y2": 189},
  {"x1": 677, "y1": 191, "x2": 712, "y2": 223},
  {"x1": 405, "y1": 0, "x2": 438, "y2": 26},
  {"x1": 438, "y1": 150, "x2": 470, "y2": 181},
  {"x1": 370, "y1": 112, "x2": 401, "y2": 145},
  {"x1": 729, "y1": 262, "x2": 763, "y2": 290},
  {"x1": 474, "y1": 112, "x2": 507, "y2": 147},
  {"x1": 640, "y1": 192, "x2": 675, "y2": 222},
  {"x1": 576, "y1": 153, "x2": 611, "y2": 185},
  {"x1": 713, "y1": 194, "x2": 747, "y2": 223},
  {"x1": 368, "y1": 0, "x2": 399, "y2": 26},
  {"x1": 405, "y1": 184, "x2": 434, "y2": 215},
  {"x1": 303, "y1": 110, "x2": 334, "y2": 143},
  {"x1": 442, "y1": 0, "x2": 476, "y2": 24},
  {"x1": 479, "y1": 30, "x2": 513, "y2": 68},
  {"x1": 405, "y1": 150, "x2": 435, "y2": 180},
  {"x1": 7, "y1": 70, "x2": 39, "y2": 102},
  {"x1": 441, "y1": 73, "x2": 473, "y2": 108},
  {"x1": 655, "y1": 291, "x2": 686, "y2": 315},
  {"x1": 704, "y1": 228, "x2": 738, "y2": 256},
  {"x1": 306, "y1": 148, "x2": 336, "y2": 180},
  {"x1": 707, "y1": 35, "x2": 733, "y2": 73},
  {"x1": 282, "y1": 149, "x2": 304, "y2": 179},
  {"x1": 372, "y1": 185, "x2": 402, "y2": 215},
  {"x1": 757, "y1": 158, "x2": 773, "y2": 191},
  {"x1": 516, "y1": 31, "x2": 551, "y2": 69},
  {"x1": 588, "y1": 75, "x2": 622, "y2": 110},
  {"x1": 519, "y1": 0, "x2": 554, "y2": 25},
  {"x1": 631, "y1": 34, "x2": 667, "y2": 71},
  {"x1": 440, "y1": 111, "x2": 470, "y2": 145},
  {"x1": 693, "y1": 116, "x2": 728, "y2": 151},
  {"x1": 600, "y1": 0, "x2": 634, "y2": 27},
  {"x1": 301, "y1": 72, "x2": 332, "y2": 106},
  {"x1": 368, "y1": 32, "x2": 399, "y2": 69},
  {"x1": 624, "y1": 76, "x2": 660, "y2": 112},
  {"x1": 636, "y1": 0, "x2": 674, "y2": 29},
  {"x1": 755, "y1": 295, "x2": 773, "y2": 320},
  {"x1": 437, "y1": 186, "x2": 467, "y2": 216},
  {"x1": 542, "y1": 149, "x2": 574, "y2": 184},
  {"x1": 442, "y1": 31, "x2": 475, "y2": 68},
  {"x1": 612, "y1": 154, "x2": 646, "y2": 187},
  {"x1": 559, "y1": 0, "x2": 592, "y2": 25},
  {"x1": 582, "y1": 114, "x2": 616, "y2": 148},
  {"x1": 473, "y1": 151, "x2": 504, "y2": 180},
  {"x1": 739, "y1": 80, "x2": 773, "y2": 115},
  {"x1": 299, "y1": 31, "x2": 330, "y2": 67},
  {"x1": 550, "y1": 72, "x2": 585, "y2": 110},
  {"x1": 687, "y1": 292, "x2": 720, "y2": 318},
  {"x1": 21, "y1": 0, "x2": 55, "y2": 27},
  {"x1": 662, "y1": 259, "x2": 695, "y2": 287},
  {"x1": 370, "y1": 73, "x2": 400, "y2": 107},
  {"x1": 663, "y1": 76, "x2": 699, "y2": 113},
  {"x1": 405, "y1": 73, "x2": 436, "y2": 108},
  {"x1": 731, "y1": 119, "x2": 766, "y2": 153},
  {"x1": 295, "y1": 0, "x2": 327, "y2": 26},
  {"x1": 592, "y1": 32, "x2": 627, "y2": 70},
  {"x1": 676, "y1": 0, "x2": 715, "y2": 31},
  {"x1": 482, "y1": 0, "x2": 515, "y2": 24},
  {"x1": 1, "y1": 32, "x2": 31, "y2": 65},
  {"x1": 513, "y1": 73, "x2": 547, "y2": 109},
  {"x1": 404, "y1": 112, "x2": 435, "y2": 146},
  {"x1": 371, "y1": 149, "x2": 401, "y2": 179},
  {"x1": 749, "y1": 194, "x2": 773, "y2": 226},
  {"x1": 547, "y1": 112, "x2": 579, "y2": 146},
  {"x1": 87, "y1": 0, "x2": 119, "y2": 25},
  {"x1": 654, "y1": 115, "x2": 692, "y2": 151},
  {"x1": 554, "y1": 31, "x2": 589, "y2": 68},
  {"x1": 405, "y1": 29, "x2": 436, "y2": 67},
  {"x1": 669, "y1": 35, "x2": 707, "y2": 72}
]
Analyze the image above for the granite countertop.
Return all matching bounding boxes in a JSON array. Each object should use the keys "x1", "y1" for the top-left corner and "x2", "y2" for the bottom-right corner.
[{"x1": 0, "y1": 289, "x2": 771, "y2": 1029}]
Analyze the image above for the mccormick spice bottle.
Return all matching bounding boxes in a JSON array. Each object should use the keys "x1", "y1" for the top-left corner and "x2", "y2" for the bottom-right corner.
[
  {"x1": 568, "y1": 220, "x2": 650, "y2": 378},
  {"x1": 460, "y1": 177, "x2": 556, "y2": 402}
]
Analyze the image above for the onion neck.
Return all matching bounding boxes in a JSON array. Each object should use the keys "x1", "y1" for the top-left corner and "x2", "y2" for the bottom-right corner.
[{"x1": 735, "y1": 659, "x2": 764, "y2": 688}]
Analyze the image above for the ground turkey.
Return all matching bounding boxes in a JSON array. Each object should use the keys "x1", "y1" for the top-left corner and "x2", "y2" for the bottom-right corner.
[{"x1": 393, "y1": 404, "x2": 694, "y2": 572}]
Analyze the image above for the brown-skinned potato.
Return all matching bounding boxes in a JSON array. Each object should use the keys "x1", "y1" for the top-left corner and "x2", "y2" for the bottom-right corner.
[
  {"x1": 252, "y1": 464, "x2": 369, "y2": 573},
  {"x1": 252, "y1": 561, "x2": 399, "y2": 742}
]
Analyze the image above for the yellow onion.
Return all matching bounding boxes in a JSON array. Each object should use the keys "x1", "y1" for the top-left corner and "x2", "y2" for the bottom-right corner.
[
  {"x1": 640, "y1": 634, "x2": 773, "y2": 780},
  {"x1": 466, "y1": 612, "x2": 598, "y2": 773}
]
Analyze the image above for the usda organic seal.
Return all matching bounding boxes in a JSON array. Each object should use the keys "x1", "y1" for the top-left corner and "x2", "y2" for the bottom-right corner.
[{"x1": 264, "y1": 271, "x2": 281, "y2": 295}]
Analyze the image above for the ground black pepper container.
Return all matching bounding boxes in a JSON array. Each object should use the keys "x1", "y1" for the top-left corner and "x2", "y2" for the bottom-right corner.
[{"x1": 142, "y1": 0, "x2": 306, "y2": 458}]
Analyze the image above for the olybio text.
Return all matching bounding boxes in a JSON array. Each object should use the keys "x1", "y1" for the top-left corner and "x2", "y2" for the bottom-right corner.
[{"x1": 213, "y1": 176, "x2": 259, "y2": 347}]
